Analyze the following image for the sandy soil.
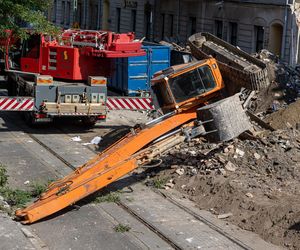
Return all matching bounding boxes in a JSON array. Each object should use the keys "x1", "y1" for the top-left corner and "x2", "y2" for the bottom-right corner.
[{"x1": 149, "y1": 126, "x2": 300, "y2": 249}]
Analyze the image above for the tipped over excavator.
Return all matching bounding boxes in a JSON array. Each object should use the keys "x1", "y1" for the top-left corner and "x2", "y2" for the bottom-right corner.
[{"x1": 16, "y1": 57, "x2": 252, "y2": 224}]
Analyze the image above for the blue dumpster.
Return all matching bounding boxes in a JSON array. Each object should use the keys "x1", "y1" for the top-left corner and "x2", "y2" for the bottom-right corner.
[{"x1": 110, "y1": 43, "x2": 170, "y2": 96}]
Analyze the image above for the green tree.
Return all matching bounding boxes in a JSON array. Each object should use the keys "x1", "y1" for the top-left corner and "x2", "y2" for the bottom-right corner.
[{"x1": 0, "y1": 0, "x2": 58, "y2": 38}]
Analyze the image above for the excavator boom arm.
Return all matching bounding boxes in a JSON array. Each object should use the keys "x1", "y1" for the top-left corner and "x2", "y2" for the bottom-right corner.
[{"x1": 16, "y1": 111, "x2": 197, "y2": 224}]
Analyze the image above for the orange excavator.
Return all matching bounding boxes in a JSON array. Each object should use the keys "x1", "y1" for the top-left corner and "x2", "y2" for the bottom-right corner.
[{"x1": 15, "y1": 58, "x2": 251, "y2": 224}]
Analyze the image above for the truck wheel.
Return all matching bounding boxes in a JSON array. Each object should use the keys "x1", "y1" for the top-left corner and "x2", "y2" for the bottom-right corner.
[
  {"x1": 7, "y1": 75, "x2": 16, "y2": 96},
  {"x1": 81, "y1": 116, "x2": 97, "y2": 127},
  {"x1": 22, "y1": 112, "x2": 37, "y2": 127}
]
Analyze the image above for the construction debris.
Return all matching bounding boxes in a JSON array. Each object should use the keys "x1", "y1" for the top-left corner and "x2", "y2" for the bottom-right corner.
[
  {"x1": 143, "y1": 43, "x2": 300, "y2": 247},
  {"x1": 150, "y1": 124, "x2": 300, "y2": 249},
  {"x1": 217, "y1": 213, "x2": 233, "y2": 219}
]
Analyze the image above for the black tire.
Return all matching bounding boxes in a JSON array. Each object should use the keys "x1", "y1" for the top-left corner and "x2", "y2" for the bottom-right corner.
[
  {"x1": 22, "y1": 112, "x2": 37, "y2": 127},
  {"x1": 81, "y1": 116, "x2": 97, "y2": 127}
]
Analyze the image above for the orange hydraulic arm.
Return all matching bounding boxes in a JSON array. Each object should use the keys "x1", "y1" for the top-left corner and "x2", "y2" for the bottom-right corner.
[{"x1": 15, "y1": 110, "x2": 197, "y2": 224}]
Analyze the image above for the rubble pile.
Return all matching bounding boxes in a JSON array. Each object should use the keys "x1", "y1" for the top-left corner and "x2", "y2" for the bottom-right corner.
[
  {"x1": 149, "y1": 41, "x2": 300, "y2": 248},
  {"x1": 250, "y1": 50, "x2": 300, "y2": 117},
  {"x1": 150, "y1": 127, "x2": 300, "y2": 248}
]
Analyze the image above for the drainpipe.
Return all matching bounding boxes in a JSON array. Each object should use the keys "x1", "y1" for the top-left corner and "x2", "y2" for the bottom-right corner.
[
  {"x1": 292, "y1": 0, "x2": 300, "y2": 65},
  {"x1": 281, "y1": 0, "x2": 289, "y2": 61},
  {"x1": 296, "y1": 30, "x2": 300, "y2": 65}
]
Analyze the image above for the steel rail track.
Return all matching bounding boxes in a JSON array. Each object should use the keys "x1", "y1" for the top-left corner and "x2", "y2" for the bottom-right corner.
[
  {"x1": 154, "y1": 190, "x2": 252, "y2": 250},
  {"x1": 26, "y1": 131, "x2": 251, "y2": 250},
  {"x1": 25, "y1": 131, "x2": 182, "y2": 250}
]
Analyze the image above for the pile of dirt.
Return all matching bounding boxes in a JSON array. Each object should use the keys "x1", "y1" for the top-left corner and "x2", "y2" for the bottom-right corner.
[
  {"x1": 250, "y1": 81, "x2": 287, "y2": 114},
  {"x1": 265, "y1": 99, "x2": 300, "y2": 129},
  {"x1": 250, "y1": 49, "x2": 300, "y2": 116},
  {"x1": 148, "y1": 128, "x2": 300, "y2": 249}
]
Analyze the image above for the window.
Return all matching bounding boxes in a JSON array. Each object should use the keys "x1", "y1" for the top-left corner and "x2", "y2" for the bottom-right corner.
[
  {"x1": 22, "y1": 35, "x2": 40, "y2": 59},
  {"x1": 161, "y1": 13, "x2": 165, "y2": 39},
  {"x1": 188, "y1": 17, "x2": 196, "y2": 36},
  {"x1": 144, "y1": 9, "x2": 151, "y2": 40},
  {"x1": 215, "y1": 20, "x2": 223, "y2": 39},
  {"x1": 116, "y1": 8, "x2": 121, "y2": 32},
  {"x1": 76, "y1": 3, "x2": 82, "y2": 26},
  {"x1": 152, "y1": 82, "x2": 174, "y2": 108},
  {"x1": 52, "y1": 0, "x2": 57, "y2": 22},
  {"x1": 255, "y1": 25, "x2": 264, "y2": 52},
  {"x1": 89, "y1": 3, "x2": 93, "y2": 28},
  {"x1": 131, "y1": 9, "x2": 137, "y2": 32},
  {"x1": 229, "y1": 22, "x2": 237, "y2": 46},
  {"x1": 61, "y1": 1, "x2": 65, "y2": 25},
  {"x1": 169, "y1": 66, "x2": 217, "y2": 103},
  {"x1": 66, "y1": 1, "x2": 71, "y2": 26},
  {"x1": 169, "y1": 14, "x2": 174, "y2": 37},
  {"x1": 95, "y1": 5, "x2": 99, "y2": 29}
]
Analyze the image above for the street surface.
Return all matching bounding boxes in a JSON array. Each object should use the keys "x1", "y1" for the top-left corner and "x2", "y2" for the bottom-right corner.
[{"x1": 0, "y1": 110, "x2": 280, "y2": 250}]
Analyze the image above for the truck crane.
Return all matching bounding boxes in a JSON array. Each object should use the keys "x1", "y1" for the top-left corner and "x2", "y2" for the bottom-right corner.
[
  {"x1": 15, "y1": 57, "x2": 251, "y2": 224},
  {"x1": 0, "y1": 29, "x2": 146, "y2": 125}
]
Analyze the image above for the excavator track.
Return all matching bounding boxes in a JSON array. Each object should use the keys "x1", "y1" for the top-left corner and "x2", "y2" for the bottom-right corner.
[
  {"x1": 15, "y1": 111, "x2": 197, "y2": 224},
  {"x1": 188, "y1": 32, "x2": 271, "y2": 92}
]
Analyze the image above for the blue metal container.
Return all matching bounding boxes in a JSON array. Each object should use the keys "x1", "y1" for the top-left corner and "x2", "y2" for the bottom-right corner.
[{"x1": 110, "y1": 43, "x2": 170, "y2": 96}]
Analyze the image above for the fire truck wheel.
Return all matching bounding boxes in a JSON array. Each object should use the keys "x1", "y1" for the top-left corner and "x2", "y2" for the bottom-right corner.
[
  {"x1": 81, "y1": 116, "x2": 97, "y2": 127},
  {"x1": 22, "y1": 112, "x2": 37, "y2": 127}
]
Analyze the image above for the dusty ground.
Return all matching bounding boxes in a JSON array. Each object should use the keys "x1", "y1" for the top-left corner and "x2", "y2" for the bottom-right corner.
[
  {"x1": 148, "y1": 113, "x2": 300, "y2": 249},
  {"x1": 265, "y1": 100, "x2": 300, "y2": 130}
]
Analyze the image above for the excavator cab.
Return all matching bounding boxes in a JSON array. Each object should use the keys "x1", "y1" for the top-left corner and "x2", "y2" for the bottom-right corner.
[{"x1": 151, "y1": 58, "x2": 224, "y2": 114}]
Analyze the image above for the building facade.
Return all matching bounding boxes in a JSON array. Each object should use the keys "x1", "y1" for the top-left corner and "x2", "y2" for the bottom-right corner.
[
  {"x1": 49, "y1": 0, "x2": 156, "y2": 40},
  {"x1": 49, "y1": 0, "x2": 102, "y2": 29},
  {"x1": 49, "y1": 0, "x2": 300, "y2": 64},
  {"x1": 155, "y1": 0, "x2": 299, "y2": 65}
]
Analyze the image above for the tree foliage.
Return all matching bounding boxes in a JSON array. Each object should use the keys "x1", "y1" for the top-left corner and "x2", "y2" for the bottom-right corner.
[{"x1": 0, "y1": 0, "x2": 58, "y2": 38}]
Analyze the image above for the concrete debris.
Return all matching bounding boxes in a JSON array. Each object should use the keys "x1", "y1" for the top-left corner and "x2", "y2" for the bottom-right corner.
[
  {"x1": 175, "y1": 168, "x2": 185, "y2": 176},
  {"x1": 150, "y1": 121, "x2": 300, "y2": 248},
  {"x1": 224, "y1": 161, "x2": 237, "y2": 172},
  {"x1": 164, "y1": 179, "x2": 175, "y2": 189},
  {"x1": 218, "y1": 168, "x2": 227, "y2": 175},
  {"x1": 253, "y1": 153, "x2": 261, "y2": 160},
  {"x1": 190, "y1": 168, "x2": 198, "y2": 175},
  {"x1": 245, "y1": 192, "x2": 254, "y2": 198},
  {"x1": 217, "y1": 213, "x2": 233, "y2": 219},
  {"x1": 235, "y1": 148, "x2": 245, "y2": 157}
]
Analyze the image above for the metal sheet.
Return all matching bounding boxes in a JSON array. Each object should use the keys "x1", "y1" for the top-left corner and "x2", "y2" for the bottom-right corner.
[{"x1": 110, "y1": 43, "x2": 170, "y2": 95}]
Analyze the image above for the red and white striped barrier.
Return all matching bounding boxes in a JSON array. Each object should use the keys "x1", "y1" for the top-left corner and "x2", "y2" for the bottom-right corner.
[
  {"x1": 0, "y1": 97, "x2": 34, "y2": 111},
  {"x1": 107, "y1": 97, "x2": 154, "y2": 110},
  {"x1": 0, "y1": 96, "x2": 154, "y2": 112}
]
